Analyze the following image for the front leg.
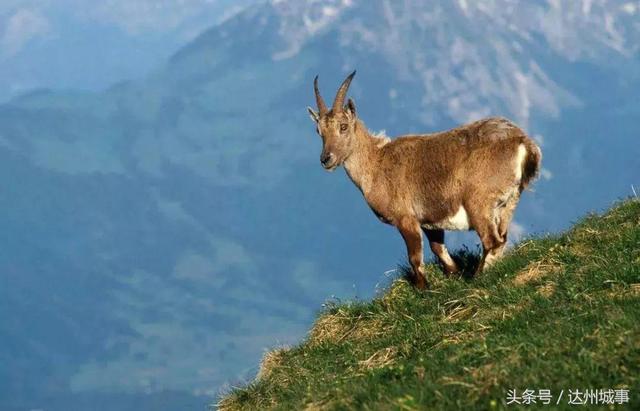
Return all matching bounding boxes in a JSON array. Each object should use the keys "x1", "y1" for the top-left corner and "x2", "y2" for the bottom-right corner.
[
  {"x1": 397, "y1": 217, "x2": 427, "y2": 289},
  {"x1": 423, "y1": 229, "x2": 459, "y2": 275}
]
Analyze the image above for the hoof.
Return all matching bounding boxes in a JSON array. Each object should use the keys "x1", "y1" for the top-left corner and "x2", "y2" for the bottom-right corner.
[
  {"x1": 443, "y1": 264, "x2": 459, "y2": 277},
  {"x1": 414, "y1": 274, "x2": 428, "y2": 290}
]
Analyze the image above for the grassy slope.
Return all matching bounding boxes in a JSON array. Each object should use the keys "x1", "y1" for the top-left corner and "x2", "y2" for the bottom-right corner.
[{"x1": 219, "y1": 200, "x2": 640, "y2": 410}]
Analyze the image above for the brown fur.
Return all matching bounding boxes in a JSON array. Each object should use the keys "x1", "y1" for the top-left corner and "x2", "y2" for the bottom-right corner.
[{"x1": 308, "y1": 72, "x2": 541, "y2": 288}]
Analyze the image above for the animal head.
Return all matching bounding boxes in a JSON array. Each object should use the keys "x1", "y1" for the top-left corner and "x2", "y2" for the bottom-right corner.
[{"x1": 307, "y1": 71, "x2": 358, "y2": 171}]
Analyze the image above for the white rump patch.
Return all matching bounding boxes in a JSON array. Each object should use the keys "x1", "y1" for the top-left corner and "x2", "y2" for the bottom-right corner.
[
  {"x1": 514, "y1": 144, "x2": 527, "y2": 181},
  {"x1": 422, "y1": 206, "x2": 470, "y2": 231}
]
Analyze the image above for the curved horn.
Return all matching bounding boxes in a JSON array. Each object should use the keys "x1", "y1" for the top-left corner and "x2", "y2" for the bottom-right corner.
[
  {"x1": 314, "y1": 75, "x2": 328, "y2": 115},
  {"x1": 332, "y1": 70, "x2": 356, "y2": 111}
]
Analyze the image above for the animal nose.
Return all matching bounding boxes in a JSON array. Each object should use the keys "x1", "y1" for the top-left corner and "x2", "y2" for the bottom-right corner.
[{"x1": 320, "y1": 152, "x2": 334, "y2": 166}]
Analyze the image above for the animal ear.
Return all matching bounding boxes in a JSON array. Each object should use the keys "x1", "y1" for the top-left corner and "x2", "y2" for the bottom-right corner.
[
  {"x1": 307, "y1": 106, "x2": 320, "y2": 123},
  {"x1": 345, "y1": 98, "x2": 356, "y2": 117}
]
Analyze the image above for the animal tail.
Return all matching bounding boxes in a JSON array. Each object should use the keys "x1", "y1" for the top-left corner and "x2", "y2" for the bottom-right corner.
[{"x1": 520, "y1": 138, "x2": 542, "y2": 192}]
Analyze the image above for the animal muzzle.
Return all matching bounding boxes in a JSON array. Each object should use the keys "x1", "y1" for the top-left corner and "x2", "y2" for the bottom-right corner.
[{"x1": 320, "y1": 152, "x2": 337, "y2": 170}]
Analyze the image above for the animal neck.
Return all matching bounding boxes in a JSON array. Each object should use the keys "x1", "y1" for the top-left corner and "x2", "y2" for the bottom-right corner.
[{"x1": 343, "y1": 120, "x2": 387, "y2": 196}]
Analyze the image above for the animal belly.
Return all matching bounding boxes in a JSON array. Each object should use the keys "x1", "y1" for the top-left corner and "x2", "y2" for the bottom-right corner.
[
  {"x1": 370, "y1": 206, "x2": 392, "y2": 224},
  {"x1": 422, "y1": 206, "x2": 470, "y2": 231}
]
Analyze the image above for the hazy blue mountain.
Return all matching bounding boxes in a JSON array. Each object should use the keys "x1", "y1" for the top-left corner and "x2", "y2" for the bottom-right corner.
[
  {"x1": 0, "y1": 0, "x2": 260, "y2": 102},
  {"x1": 1, "y1": 0, "x2": 639, "y2": 409}
]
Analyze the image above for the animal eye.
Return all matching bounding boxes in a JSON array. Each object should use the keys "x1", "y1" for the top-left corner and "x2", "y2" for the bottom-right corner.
[{"x1": 340, "y1": 123, "x2": 348, "y2": 132}]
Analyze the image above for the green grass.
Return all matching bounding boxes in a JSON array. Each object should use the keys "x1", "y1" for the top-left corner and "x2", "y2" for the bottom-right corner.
[{"x1": 218, "y1": 200, "x2": 640, "y2": 410}]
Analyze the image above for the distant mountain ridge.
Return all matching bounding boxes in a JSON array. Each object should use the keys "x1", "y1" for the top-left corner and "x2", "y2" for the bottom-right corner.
[{"x1": 1, "y1": 1, "x2": 639, "y2": 410}]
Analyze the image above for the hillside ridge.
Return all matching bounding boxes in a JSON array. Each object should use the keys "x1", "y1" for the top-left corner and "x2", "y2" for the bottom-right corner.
[{"x1": 219, "y1": 199, "x2": 640, "y2": 410}]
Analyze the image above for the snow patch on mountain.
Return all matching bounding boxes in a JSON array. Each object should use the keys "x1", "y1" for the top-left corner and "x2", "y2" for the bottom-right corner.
[
  {"x1": 266, "y1": 0, "x2": 636, "y2": 126},
  {"x1": 270, "y1": 0, "x2": 354, "y2": 60}
]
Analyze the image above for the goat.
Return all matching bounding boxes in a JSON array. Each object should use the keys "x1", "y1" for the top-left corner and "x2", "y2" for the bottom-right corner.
[{"x1": 307, "y1": 71, "x2": 541, "y2": 289}]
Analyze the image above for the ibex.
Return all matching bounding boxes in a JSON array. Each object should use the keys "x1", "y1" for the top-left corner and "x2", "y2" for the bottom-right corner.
[{"x1": 307, "y1": 71, "x2": 541, "y2": 289}]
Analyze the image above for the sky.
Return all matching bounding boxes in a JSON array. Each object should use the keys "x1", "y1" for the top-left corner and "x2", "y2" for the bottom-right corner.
[{"x1": 0, "y1": 0, "x2": 259, "y2": 101}]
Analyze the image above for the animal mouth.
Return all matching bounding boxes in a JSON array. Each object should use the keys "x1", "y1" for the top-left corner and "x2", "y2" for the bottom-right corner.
[{"x1": 322, "y1": 162, "x2": 339, "y2": 171}]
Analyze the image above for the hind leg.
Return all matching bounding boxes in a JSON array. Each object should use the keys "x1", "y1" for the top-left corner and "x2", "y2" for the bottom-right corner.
[
  {"x1": 498, "y1": 191, "x2": 520, "y2": 242},
  {"x1": 476, "y1": 231, "x2": 505, "y2": 276},
  {"x1": 469, "y1": 207, "x2": 506, "y2": 276},
  {"x1": 491, "y1": 190, "x2": 521, "y2": 264},
  {"x1": 423, "y1": 229, "x2": 459, "y2": 275}
]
